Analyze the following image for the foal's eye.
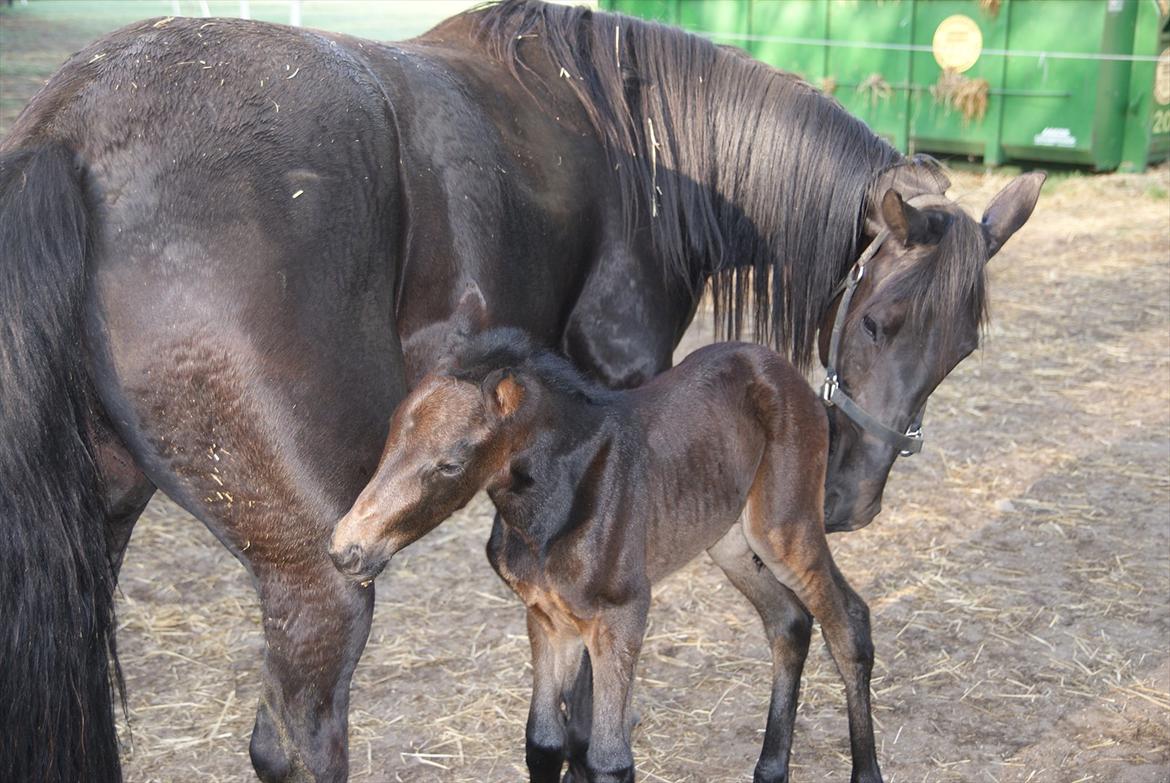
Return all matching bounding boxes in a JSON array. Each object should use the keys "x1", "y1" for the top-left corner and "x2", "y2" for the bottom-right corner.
[
  {"x1": 861, "y1": 315, "x2": 879, "y2": 343},
  {"x1": 435, "y1": 462, "x2": 464, "y2": 478}
]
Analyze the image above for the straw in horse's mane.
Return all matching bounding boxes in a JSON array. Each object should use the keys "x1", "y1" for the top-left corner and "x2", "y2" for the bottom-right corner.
[{"x1": 473, "y1": 0, "x2": 909, "y2": 369}]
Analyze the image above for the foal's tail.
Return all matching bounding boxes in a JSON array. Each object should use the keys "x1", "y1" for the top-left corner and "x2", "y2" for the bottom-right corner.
[{"x1": 0, "y1": 143, "x2": 124, "y2": 782}]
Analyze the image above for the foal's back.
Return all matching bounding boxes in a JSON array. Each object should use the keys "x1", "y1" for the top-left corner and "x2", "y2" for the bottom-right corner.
[{"x1": 623, "y1": 342, "x2": 829, "y2": 581}]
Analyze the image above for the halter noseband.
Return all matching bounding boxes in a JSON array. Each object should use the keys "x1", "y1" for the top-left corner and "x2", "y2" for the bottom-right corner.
[{"x1": 820, "y1": 194, "x2": 952, "y2": 457}]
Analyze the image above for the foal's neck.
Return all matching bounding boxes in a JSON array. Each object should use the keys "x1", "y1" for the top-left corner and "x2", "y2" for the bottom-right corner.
[{"x1": 487, "y1": 397, "x2": 628, "y2": 542}]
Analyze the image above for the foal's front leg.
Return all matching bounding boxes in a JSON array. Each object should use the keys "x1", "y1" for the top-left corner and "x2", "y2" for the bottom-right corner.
[
  {"x1": 525, "y1": 609, "x2": 584, "y2": 783},
  {"x1": 565, "y1": 596, "x2": 649, "y2": 783}
]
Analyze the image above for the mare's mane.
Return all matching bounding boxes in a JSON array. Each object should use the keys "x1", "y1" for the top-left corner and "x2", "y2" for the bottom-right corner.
[{"x1": 472, "y1": 0, "x2": 906, "y2": 369}]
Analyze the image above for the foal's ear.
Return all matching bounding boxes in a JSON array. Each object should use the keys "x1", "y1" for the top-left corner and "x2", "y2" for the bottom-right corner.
[
  {"x1": 981, "y1": 171, "x2": 1046, "y2": 260},
  {"x1": 880, "y1": 189, "x2": 932, "y2": 247},
  {"x1": 483, "y1": 368, "x2": 525, "y2": 420}
]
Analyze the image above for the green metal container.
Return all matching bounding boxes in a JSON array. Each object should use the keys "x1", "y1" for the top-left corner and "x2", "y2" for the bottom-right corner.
[{"x1": 600, "y1": 0, "x2": 1170, "y2": 171}]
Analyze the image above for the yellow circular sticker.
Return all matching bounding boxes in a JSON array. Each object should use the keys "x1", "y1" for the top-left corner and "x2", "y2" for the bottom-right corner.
[
  {"x1": 1155, "y1": 49, "x2": 1170, "y2": 106},
  {"x1": 933, "y1": 15, "x2": 983, "y2": 73}
]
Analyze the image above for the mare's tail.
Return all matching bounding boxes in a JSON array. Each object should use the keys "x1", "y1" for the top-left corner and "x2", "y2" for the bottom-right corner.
[{"x1": 0, "y1": 142, "x2": 124, "y2": 782}]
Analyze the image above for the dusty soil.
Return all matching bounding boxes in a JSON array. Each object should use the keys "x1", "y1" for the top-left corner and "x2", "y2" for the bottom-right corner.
[
  {"x1": 2, "y1": 7, "x2": 1167, "y2": 783},
  {"x1": 102, "y1": 167, "x2": 1170, "y2": 783}
]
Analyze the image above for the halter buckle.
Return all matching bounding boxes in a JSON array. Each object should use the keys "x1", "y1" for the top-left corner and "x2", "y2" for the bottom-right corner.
[
  {"x1": 820, "y1": 373, "x2": 838, "y2": 405},
  {"x1": 848, "y1": 263, "x2": 866, "y2": 286},
  {"x1": 899, "y1": 425, "x2": 924, "y2": 457}
]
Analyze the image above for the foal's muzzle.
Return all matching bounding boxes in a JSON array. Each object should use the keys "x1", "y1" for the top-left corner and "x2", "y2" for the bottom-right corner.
[{"x1": 328, "y1": 543, "x2": 389, "y2": 583}]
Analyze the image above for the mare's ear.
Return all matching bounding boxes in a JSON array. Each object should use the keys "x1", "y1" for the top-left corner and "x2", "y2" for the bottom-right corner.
[
  {"x1": 482, "y1": 368, "x2": 525, "y2": 421},
  {"x1": 981, "y1": 171, "x2": 1046, "y2": 260},
  {"x1": 880, "y1": 190, "x2": 932, "y2": 247},
  {"x1": 865, "y1": 155, "x2": 950, "y2": 235}
]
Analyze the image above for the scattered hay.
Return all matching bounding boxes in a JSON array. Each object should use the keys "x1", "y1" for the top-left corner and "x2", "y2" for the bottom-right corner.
[
  {"x1": 931, "y1": 69, "x2": 991, "y2": 124},
  {"x1": 818, "y1": 75, "x2": 838, "y2": 96}
]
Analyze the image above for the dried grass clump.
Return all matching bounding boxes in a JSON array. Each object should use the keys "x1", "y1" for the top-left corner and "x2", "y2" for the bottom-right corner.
[
  {"x1": 979, "y1": 0, "x2": 1002, "y2": 16},
  {"x1": 931, "y1": 69, "x2": 990, "y2": 124},
  {"x1": 819, "y1": 75, "x2": 838, "y2": 96},
  {"x1": 856, "y1": 73, "x2": 892, "y2": 107}
]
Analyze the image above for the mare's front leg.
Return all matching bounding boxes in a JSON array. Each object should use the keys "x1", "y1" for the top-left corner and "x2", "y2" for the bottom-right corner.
[
  {"x1": 562, "y1": 238, "x2": 695, "y2": 389},
  {"x1": 524, "y1": 610, "x2": 585, "y2": 783},
  {"x1": 708, "y1": 528, "x2": 813, "y2": 783},
  {"x1": 564, "y1": 596, "x2": 649, "y2": 783}
]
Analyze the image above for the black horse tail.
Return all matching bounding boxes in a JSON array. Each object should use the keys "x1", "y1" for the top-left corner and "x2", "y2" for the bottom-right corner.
[{"x1": 0, "y1": 143, "x2": 124, "y2": 782}]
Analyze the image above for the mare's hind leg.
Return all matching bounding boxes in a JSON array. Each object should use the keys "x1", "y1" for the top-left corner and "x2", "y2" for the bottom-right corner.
[
  {"x1": 247, "y1": 554, "x2": 374, "y2": 783},
  {"x1": 92, "y1": 414, "x2": 155, "y2": 573},
  {"x1": 741, "y1": 450, "x2": 882, "y2": 783},
  {"x1": 97, "y1": 329, "x2": 401, "y2": 782},
  {"x1": 708, "y1": 527, "x2": 812, "y2": 783}
]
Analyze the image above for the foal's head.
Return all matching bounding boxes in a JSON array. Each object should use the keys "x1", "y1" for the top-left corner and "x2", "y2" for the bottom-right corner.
[
  {"x1": 820, "y1": 172, "x2": 1044, "y2": 531},
  {"x1": 329, "y1": 366, "x2": 526, "y2": 582}
]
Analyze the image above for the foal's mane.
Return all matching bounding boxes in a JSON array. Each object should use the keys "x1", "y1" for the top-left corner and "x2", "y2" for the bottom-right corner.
[
  {"x1": 451, "y1": 328, "x2": 615, "y2": 405},
  {"x1": 472, "y1": 0, "x2": 906, "y2": 369}
]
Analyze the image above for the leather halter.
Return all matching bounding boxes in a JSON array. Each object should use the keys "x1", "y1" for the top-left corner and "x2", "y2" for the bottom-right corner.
[{"x1": 819, "y1": 194, "x2": 952, "y2": 457}]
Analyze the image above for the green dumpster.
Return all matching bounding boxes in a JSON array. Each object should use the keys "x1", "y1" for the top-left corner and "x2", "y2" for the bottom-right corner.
[{"x1": 599, "y1": 0, "x2": 1170, "y2": 171}]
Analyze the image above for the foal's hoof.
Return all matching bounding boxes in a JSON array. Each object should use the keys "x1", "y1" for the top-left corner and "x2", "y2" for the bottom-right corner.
[
  {"x1": 525, "y1": 742, "x2": 564, "y2": 783},
  {"x1": 561, "y1": 764, "x2": 634, "y2": 783},
  {"x1": 753, "y1": 764, "x2": 791, "y2": 783}
]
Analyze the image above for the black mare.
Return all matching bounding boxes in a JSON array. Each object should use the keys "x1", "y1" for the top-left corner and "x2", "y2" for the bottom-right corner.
[{"x1": 0, "y1": 1, "x2": 1041, "y2": 780}]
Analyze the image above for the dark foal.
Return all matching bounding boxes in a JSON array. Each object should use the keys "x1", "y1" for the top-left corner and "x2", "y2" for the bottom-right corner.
[{"x1": 331, "y1": 330, "x2": 881, "y2": 783}]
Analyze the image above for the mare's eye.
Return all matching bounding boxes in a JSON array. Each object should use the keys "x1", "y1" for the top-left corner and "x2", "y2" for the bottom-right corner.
[
  {"x1": 862, "y1": 314, "x2": 879, "y2": 343},
  {"x1": 435, "y1": 462, "x2": 464, "y2": 478}
]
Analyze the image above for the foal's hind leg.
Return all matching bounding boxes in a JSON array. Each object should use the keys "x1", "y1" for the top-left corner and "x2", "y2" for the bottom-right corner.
[
  {"x1": 742, "y1": 456, "x2": 882, "y2": 783},
  {"x1": 745, "y1": 529, "x2": 880, "y2": 782},
  {"x1": 709, "y1": 527, "x2": 812, "y2": 783}
]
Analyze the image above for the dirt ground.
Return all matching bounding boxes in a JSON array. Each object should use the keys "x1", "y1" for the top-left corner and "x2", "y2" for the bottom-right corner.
[
  {"x1": 3, "y1": 7, "x2": 1169, "y2": 783},
  {"x1": 100, "y1": 166, "x2": 1170, "y2": 783}
]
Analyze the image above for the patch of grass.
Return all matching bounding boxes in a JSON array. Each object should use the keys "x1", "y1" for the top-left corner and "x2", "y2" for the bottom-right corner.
[{"x1": 1147, "y1": 184, "x2": 1168, "y2": 200}]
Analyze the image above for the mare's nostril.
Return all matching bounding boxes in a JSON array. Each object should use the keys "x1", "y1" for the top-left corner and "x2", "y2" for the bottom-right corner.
[{"x1": 329, "y1": 543, "x2": 363, "y2": 575}]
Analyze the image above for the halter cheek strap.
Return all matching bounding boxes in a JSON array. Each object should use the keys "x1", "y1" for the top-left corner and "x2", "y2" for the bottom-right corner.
[{"x1": 820, "y1": 218, "x2": 931, "y2": 457}]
